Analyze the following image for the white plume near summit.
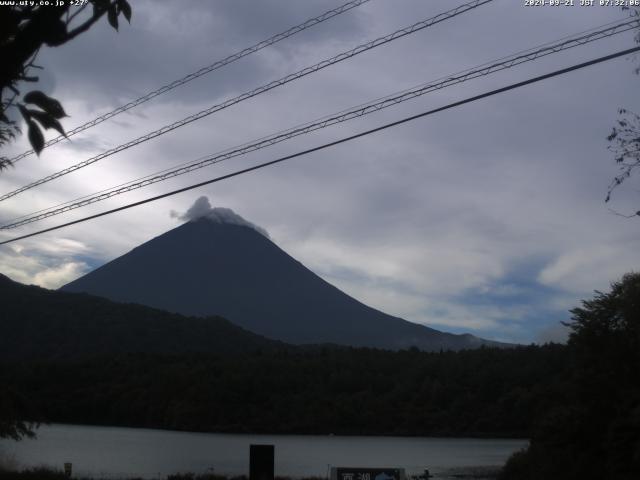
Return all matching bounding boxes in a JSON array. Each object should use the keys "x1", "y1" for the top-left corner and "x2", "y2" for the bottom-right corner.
[{"x1": 171, "y1": 196, "x2": 269, "y2": 238}]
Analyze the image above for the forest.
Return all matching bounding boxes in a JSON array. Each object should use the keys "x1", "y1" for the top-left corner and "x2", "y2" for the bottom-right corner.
[
  {"x1": 1, "y1": 345, "x2": 566, "y2": 438},
  {"x1": 1, "y1": 273, "x2": 639, "y2": 479}
]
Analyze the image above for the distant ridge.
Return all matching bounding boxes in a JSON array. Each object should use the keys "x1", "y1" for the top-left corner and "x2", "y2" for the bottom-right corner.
[
  {"x1": 0, "y1": 273, "x2": 285, "y2": 360},
  {"x1": 62, "y1": 203, "x2": 509, "y2": 351}
]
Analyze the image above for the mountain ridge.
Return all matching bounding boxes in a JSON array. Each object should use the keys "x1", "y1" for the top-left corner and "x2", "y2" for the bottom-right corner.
[
  {"x1": 0, "y1": 272, "x2": 285, "y2": 360},
  {"x1": 61, "y1": 212, "x2": 509, "y2": 351}
]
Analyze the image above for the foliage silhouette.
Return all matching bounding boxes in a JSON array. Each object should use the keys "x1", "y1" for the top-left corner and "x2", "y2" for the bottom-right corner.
[
  {"x1": 501, "y1": 272, "x2": 640, "y2": 479},
  {"x1": 0, "y1": 0, "x2": 131, "y2": 170},
  {"x1": 605, "y1": 7, "x2": 640, "y2": 216}
]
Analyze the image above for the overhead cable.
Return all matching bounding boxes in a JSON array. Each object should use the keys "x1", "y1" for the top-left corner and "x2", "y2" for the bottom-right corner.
[
  {"x1": 1, "y1": 45, "x2": 638, "y2": 246},
  {"x1": 0, "y1": 0, "x2": 494, "y2": 203},
  {"x1": 2, "y1": 17, "x2": 636, "y2": 230},
  {"x1": 7, "y1": 0, "x2": 373, "y2": 163}
]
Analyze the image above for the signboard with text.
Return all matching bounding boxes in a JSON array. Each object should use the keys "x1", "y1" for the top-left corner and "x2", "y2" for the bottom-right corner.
[{"x1": 332, "y1": 467, "x2": 405, "y2": 480}]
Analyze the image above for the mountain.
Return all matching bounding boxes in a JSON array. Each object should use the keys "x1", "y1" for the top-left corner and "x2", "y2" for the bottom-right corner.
[
  {"x1": 0, "y1": 273, "x2": 285, "y2": 360},
  {"x1": 61, "y1": 208, "x2": 508, "y2": 351}
]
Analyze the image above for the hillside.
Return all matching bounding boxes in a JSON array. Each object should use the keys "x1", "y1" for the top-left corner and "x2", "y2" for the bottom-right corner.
[{"x1": 0, "y1": 273, "x2": 285, "y2": 360}]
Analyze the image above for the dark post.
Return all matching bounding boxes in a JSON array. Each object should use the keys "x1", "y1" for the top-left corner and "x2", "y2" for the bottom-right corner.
[{"x1": 250, "y1": 444, "x2": 274, "y2": 480}]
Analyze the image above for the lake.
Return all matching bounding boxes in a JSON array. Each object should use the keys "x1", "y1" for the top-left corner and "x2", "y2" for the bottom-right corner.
[{"x1": 0, "y1": 424, "x2": 527, "y2": 479}]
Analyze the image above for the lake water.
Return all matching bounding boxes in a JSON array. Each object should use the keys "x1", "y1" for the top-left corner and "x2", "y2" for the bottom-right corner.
[{"x1": 0, "y1": 424, "x2": 527, "y2": 479}]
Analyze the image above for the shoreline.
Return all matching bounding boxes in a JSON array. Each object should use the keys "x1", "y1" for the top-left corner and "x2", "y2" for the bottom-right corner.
[
  {"x1": 0, "y1": 467, "x2": 503, "y2": 480},
  {"x1": 25, "y1": 423, "x2": 529, "y2": 442},
  {"x1": 1, "y1": 425, "x2": 523, "y2": 480}
]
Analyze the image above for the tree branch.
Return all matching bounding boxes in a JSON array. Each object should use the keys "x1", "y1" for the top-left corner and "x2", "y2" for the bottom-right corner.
[
  {"x1": 67, "y1": 3, "x2": 89, "y2": 26},
  {"x1": 64, "y1": 2, "x2": 114, "y2": 43},
  {"x1": 608, "y1": 207, "x2": 639, "y2": 218}
]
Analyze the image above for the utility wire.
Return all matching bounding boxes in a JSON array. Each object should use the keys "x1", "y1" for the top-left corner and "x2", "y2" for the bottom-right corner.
[
  {"x1": 3, "y1": 16, "x2": 635, "y2": 227},
  {"x1": 2, "y1": 17, "x2": 636, "y2": 230},
  {"x1": 0, "y1": 0, "x2": 494, "y2": 203},
  {"x1": 7, "y1": 0, "x2": 372, "y2": 163},
  {"x1": 1, "y1": 45, "x2": 638, "y2": 246}
]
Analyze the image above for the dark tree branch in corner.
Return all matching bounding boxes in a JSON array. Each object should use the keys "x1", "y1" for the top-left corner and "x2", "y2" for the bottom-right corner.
[
  {"x1": 0, "y1": 0, "x2": 131, "y2": 160},
  {"x1": 64, "y1": 4, "x2": 111, "y2": 42}
]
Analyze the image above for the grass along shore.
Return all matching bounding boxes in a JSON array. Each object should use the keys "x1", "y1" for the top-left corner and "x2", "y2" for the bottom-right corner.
[{"x1": 0, "y1": 466, "x2": 503, "y2": 480}]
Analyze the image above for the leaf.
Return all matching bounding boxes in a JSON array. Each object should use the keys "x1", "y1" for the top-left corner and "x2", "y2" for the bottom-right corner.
[
  {"x1": 117, "y1": 0, "x2": 132, "y2": 22},
  {"x1": 28, "y1": 109, "x2": 67, "y2": 138},
  {"x1": 27, "y1": 120, "x2": 45, "y2": 155},
  {"x1": 107, "y1": 5, "x2": 118, "y2": 30},
  {"x1": 23, "y1": 91, "x2": 67, "y2": 119}
]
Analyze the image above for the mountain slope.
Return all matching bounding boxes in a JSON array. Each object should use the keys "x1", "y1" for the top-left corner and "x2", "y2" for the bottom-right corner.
[
  {"x1": 61, "y1": 213, "x2": 507, "y2": 351},
  {"x1": 0, "y1": 273, "x2": 285, "y2": 360}
]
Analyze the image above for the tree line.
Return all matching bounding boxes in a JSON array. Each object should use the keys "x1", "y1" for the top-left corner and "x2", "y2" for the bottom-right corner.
[{"x1": 2, "y1": 344, "x2": 566, "y2": 438}]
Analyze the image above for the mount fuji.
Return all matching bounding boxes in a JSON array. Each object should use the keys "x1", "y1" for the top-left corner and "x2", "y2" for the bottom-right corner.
[{"x1": 62, "y1": 200, "x2": 508, "y2": 351}]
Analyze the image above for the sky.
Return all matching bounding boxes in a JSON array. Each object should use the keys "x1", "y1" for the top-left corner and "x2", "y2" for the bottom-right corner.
[{"x1": 1, "y1": 0, "x2": 639, "y2": 344}]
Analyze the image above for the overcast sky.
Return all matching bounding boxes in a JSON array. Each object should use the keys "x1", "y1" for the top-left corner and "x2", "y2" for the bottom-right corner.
[{"x1": 1, "y1": 0, "x2": 639, "y2": 344}]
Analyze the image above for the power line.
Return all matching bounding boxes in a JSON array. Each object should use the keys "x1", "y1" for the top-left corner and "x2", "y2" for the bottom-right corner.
[
  {"x1": 2, "y1": 45, "x2": 637, "y2": 246},
  {"x1": 2, "y1": 17, "x2": 637, "y2": 230},
  {"x1": 3, "y1": 17, "x2": 635, "y2": 228},
  {"x1": 7, "y1": 0, "x2": 373, "y2": 164},
  {"x1": 0, "y1": 0, "x2": 494, "y2": 203}
]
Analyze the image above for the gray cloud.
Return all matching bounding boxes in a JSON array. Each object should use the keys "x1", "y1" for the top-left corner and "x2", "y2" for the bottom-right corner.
[{"x1": 36, "y1": 0, "x2": 368, "y2": 110}]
